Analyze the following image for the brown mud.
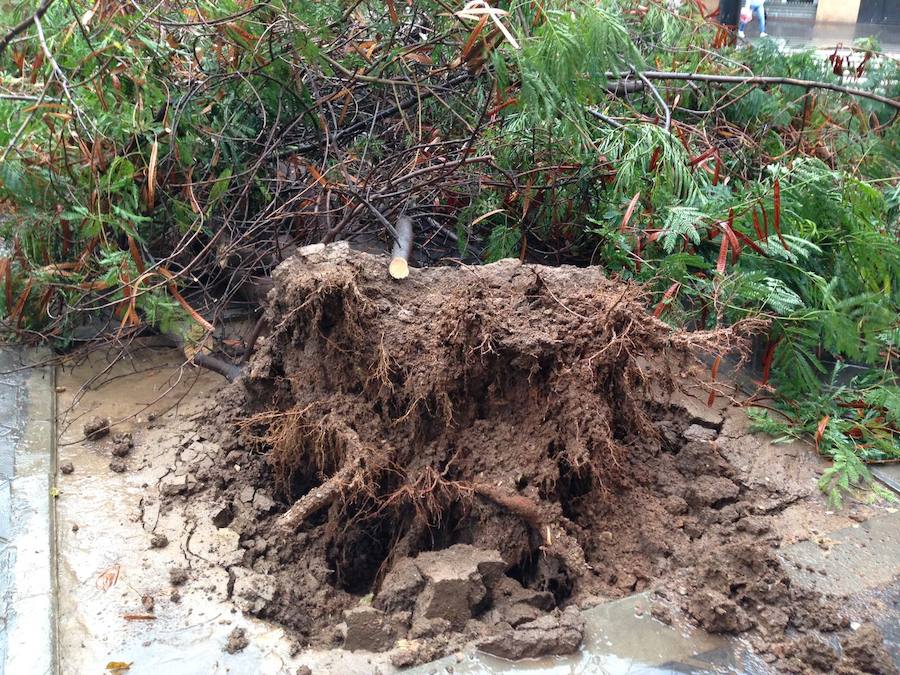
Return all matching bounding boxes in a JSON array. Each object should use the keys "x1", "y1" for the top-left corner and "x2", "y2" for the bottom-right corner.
[{"x1": 158, "y1": 244, "x2": 895, "y2": 671}]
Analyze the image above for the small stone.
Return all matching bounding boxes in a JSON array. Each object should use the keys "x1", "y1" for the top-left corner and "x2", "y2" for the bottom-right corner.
[
  {"x1": 84, "y1": 416, "x2": 110, "y2": 440},
  {"x1": 169, "y1": 566, "x2": 189, "y2": 586},
  {"x1": 71, "y1": 523, "x2": 79, "y2": 532},
  {"x1": 142, "y1": 595, "x2": 155, "y2": 612},
  {"x1": 170, "y1": 590, "x2": 181, "y2": 603},
  {"x1": 296, "y1": 667, "x2": 312, "y2": 675},
  {"x1": 109, "y1": 459, "x2": 127, "y2": 473},
  {"x1": 59, "y1": 461, "x2": 74, "y2": 475},
  {"x1": 150, "y1": 533, "x2": 169, "y2": 549},
  {"x1": 224, "y1": 627, "x2": 249, "y2": 654}
]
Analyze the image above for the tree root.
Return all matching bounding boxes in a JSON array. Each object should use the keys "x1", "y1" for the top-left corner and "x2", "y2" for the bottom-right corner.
[
  {"x1": 193, "y1": 351, "x2": 243, "y2": 382},
  {"x1": 276, "y1": 458, "x2": 365, "y2": 531},
  {"x1": 473, "y1": 483, "x2": 588, "y2": 577}
]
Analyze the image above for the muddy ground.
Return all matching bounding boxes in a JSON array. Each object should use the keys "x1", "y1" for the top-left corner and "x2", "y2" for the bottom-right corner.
[{"x1": 58, "y1": 245, "x2": 898, "y2": 674}]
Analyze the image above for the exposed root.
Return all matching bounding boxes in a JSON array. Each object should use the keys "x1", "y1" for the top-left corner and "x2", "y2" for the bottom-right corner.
[
  {"x1": 472, "y1": 484, "x2": 544, "y2": 537},
  {"x1": 276, "y1": 458, "x2": 366, "y2": 531},
  {"x1": 232, "y1": 245, "x2": 761, "y2": 613}
]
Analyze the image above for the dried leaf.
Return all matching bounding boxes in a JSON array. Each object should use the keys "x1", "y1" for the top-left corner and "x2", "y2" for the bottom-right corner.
[
  {"x1": 96, "y1": 564, "x2": 120, "y2": 591},
  {"x1": 385, "y1": 0, "x2": 398, "y2": 24},
  {"x1": 146, "y1": 139, "x2": 159, "y2": 208},
  {"x1": 761, "y1": 336, "x2": 782, "y2": 386},
  {"x1": 653, "y1": 281, "x2": 680, "y2": 318},
  {"x1": 619, "y1": 192, "x2": 641, "y2": 233},
  {"x1": 716, "y1": 234, "x2": 729, "y2": 274},
  {"x1": 773, "y1": 179, "x2": 788, "y2": 251},
  {"x1": 815, "y1": 415, "x2": 830, "y2": 451},
  {"x1": 157, "y1": 270, "x2": 214, "y2": 332},
  {"x1": 0, "y1": 257, "x2": 11, "y2": 309}
]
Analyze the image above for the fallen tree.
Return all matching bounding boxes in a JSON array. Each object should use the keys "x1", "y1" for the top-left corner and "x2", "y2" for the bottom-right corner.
[{"x1": 0, "y1": 0, "x2": 897, "y2": 499}]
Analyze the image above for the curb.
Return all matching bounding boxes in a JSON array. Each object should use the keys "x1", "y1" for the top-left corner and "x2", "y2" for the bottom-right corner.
[{"x1": 0, "y1": 348, "x2": 57, "y2": 675}]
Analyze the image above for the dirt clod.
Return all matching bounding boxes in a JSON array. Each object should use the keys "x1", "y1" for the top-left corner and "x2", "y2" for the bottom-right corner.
[
  {"x1": 406, "y1": 545, "x2": 506, "y2": 630},
  {"x1": 150, "y1": 533, "x2": 168, "y2": 549},
  {"x1": 169, "y1": 566, "x2": 188, "y2": 586},
  {"x1": 59, "y1": 461, "x2": 74, "y2": 475},
  {"x1": 84, "y1": 416, "x2": 110, "y2": 440},
  {"x1": 211, "y1": 504, "x2": 234, "y2": 528},
  {"x1": 479, "y1": 606, "x2": 584, "y2": 660},
  {"x1": 109, "y1": 459, "x2": 127, "y2": 473},
  {"x1": 389, "y1": 642, "x2": 420, "y2": 668},
  {"x1": 296, "y1": 667, "x2": 312, "y2": 675},
  {"x1": 111, "y1": 433, "x2": 133, "y2": 457},
  {"x1": 343, "y1": 606, "x2": 397, "y2": 652},
  {"x1": 839, "y1": 624, "x2": 898, "y2": 675},
  {"x1": 142, "y1": 595, "x2": 155, "y2": 613},
  {"x1": 224, "y1": 627, "x2": 249, "y2": 654}
]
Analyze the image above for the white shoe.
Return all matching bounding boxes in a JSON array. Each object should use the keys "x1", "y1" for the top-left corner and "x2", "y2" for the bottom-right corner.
[
  {"x1": 760, "y1": 32, "x2": 768, "y2": 37},
  {"x1": 738, "y1": 30, "x2": 745, "y2": 38}
]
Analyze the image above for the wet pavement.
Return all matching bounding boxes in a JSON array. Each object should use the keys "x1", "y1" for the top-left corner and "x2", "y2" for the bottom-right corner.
[
  {"x1": 47, "y1": 347, "x2": 899, "y2": 675},
  {"x1": 407, "y1": 594, "x2": 771, "y2": 675},
  {"x1": 0, "y1": 348, "x2": 56, "y2": 675},
  {"x1": 743, "y1": 18, "x2": 900, "y2": 51}
]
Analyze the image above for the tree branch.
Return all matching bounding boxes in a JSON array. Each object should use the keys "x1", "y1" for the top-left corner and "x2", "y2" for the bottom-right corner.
[
  {"x1": 0, "y1": 0, "x2": 57, "y2": 58},
  {"x1": 607, "y1": 70, "x2": 900, "y2": 111}
]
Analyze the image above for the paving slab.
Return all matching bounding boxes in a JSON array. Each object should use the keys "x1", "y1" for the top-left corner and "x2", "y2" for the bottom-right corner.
[
  {"x1": 782, "y1": 510, "x2": 900, "y2": 596},
  {"x1": 0, "y1": 347, "x2": 56, "y2": 675}
]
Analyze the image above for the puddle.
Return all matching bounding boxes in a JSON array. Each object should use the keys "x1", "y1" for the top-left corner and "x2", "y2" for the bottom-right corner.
[{"x1": 409, "y1": 594, "x2": 770, "y2": 675}]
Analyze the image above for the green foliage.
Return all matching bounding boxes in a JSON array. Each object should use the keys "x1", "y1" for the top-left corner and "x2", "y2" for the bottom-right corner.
[
  {"x1": 658, "y1": 206, "x2": 704, "y2": 254},
  {"x1": 516, "y1": 1, "x2": 640, "y2": 125}
]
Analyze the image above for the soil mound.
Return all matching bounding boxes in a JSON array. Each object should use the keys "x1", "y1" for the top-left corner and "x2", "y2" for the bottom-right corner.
[{"x1": 175, "y1": 244, "x2": 884, "y2": 667}]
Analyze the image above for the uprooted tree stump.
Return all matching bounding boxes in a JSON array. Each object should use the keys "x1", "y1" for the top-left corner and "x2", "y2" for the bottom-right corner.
[{"x1": 239, "y1": 242, "x2": 755, "y2": 580}]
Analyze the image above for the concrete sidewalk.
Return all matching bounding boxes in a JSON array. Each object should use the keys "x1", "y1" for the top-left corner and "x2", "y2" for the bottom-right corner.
[
  {"x1": 0, "y1": 348, "x2": 56, "y2": 675},
  {"x1": 744, "y1": 18, "x2": 900, "y2": 51}
]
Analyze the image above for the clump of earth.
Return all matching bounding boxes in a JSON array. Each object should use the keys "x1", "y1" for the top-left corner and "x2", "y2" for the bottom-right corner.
[{"x1": 158, "y1": 244, "x2": 896, "y2": 671}]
